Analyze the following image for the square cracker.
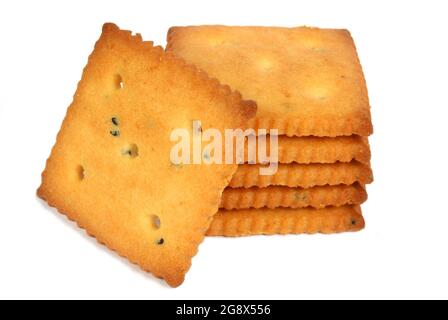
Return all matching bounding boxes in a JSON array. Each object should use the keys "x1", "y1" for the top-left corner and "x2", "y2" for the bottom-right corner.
[
  {"x1": 167, "y1": 26, "x2": 372, "y2": 137},
  {"x1": 221, "y1": 183, "x2": 367, "y2": 210},
  {"x1": 208, "y1": 206, "x2": 365, "y2": 236},
  {"x1": 230, "y1": 161, "x2": 373, "y2": 189},
  {"x1": 242, "y1": 135, "x2": 371, "y2": 165},
  {"x1": 38, "y1": 23, "x2": 256, "y2": 287}
]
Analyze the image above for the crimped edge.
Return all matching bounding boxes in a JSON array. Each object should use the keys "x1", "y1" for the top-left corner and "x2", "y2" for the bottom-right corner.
[
  {"x1": 220, "y1": 183, "x2": 367, "y2": 210},
  {"x1": 207, "y1": 206, "x2": 365, "y2": 237},
  {"x1": 230, "y1": 161, "x2": 374, "y2": 189}
]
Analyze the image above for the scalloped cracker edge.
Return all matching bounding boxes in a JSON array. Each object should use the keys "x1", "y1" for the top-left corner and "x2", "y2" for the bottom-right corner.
[
  {"x1": 230, "y1": 161, "x2": 373, "y2": 189},
  {"x1": 242, "y1": 135, "x2": 370, "y2": 164},
  {"x1": 207, "y1": 206, "x2": 365, "y2": 236},
  {"x1": 220, "y1": 183, "x2": 367, "y2": 210}
]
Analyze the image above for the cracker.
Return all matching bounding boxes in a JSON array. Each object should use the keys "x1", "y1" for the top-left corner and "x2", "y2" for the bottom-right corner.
[
  {"x1": 242, "y1": 135, "x2": 370, "y2": 164},
  {"x1": 207, "y1": 206, "x2": 364, "y2": 236},
  {"x1": 230, "y1": 161, "x2": 373, "y2": 188},
  {"x1": 220, "y1": 183, "x2": 367, "y2": 210},
  {"x1": 167, "y1": 26, "x2": 372, "y2": 137},
  {"x1": 37, "y1": 23, "x2": 256, "y2": 287}
]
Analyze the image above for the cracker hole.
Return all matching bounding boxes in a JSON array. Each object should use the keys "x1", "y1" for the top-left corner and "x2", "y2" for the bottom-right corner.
[
  {"x1": 76, "y1": 165, "x2": 85, "y2": 181},
  {"x1": 151, "y1": 215, "x2": 161, "y2": 230},
  {"x1": 122, "y1": 144, "x2": 139, "y2": 158},
  {"x1": 114, "y1": 74, "x2": 124, "y2": 90},
  {"x1": 156, "y1": 238, "x2": 165, "y2": 245}
]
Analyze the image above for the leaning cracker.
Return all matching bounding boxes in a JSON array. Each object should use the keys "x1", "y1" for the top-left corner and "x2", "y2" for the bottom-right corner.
[
  {"x1": 230, "y1": 161, "x2": 373, "y2": 188},
  {"x1": 220, "y1": 183, "x2": 367, "y2": 210},
  {"x1": 242, "y1": 135, "x2": 370, "y2": 164},
  {"x1": 207, "y1": 206, "x2": 365, "y2": 236},
  {"x1": 38, "y1": 24, "x2": 256, "y2": 287},
  {"x1": 167, "y1": 26, "x2": 372, "y2": 137}
]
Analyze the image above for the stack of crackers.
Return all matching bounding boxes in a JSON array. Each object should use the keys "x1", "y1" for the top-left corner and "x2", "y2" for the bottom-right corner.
[
  {"x1": 166, "y1": 26, "x2": 373, "y2": 237},
  {"x1": 38, "y1": 24, "x2": 372, "y2": 287}
]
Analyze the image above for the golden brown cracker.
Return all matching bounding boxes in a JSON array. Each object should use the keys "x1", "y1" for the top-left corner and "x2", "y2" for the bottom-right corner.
[
  {"x1": 37, "y1": 23, "x2": 256, "y2": 287},
  {"x1": 207, "y1": 206, "x2": 365, "y2": 236},
  {"x1": 230, "y1": 161, "x2": 373, "y2": 189},
  {"x1": 243, "y1": 135, "x2": 370, "y2": 164},
  {"x1": 167, "y1": 26, "x2": 372, "y2": 137},
  {"x1": 220, "y1": 183, "x2": 367, "y2": 210}
]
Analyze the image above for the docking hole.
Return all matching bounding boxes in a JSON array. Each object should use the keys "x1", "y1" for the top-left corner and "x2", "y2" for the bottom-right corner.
[
  {"x1": 114, "y1": 74, "x2": 124, "y2": 90},
  {"x1": 151, "y1": 215, "x2": 161, "y2": 230},
  {"x1": 122, "y1": 144, "x2": 139, "y2": 158},
  {"x1": 76, "y1": 165, "x2": 85, "y2": 181}
]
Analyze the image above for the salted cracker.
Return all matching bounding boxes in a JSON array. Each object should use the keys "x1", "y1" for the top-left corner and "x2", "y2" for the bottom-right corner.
[
  {"x1": 242, "y1": 135, "x2": 370, "y2": 165},
  {"x1": 207, "y1": 206, "x2": 365, "y2": 236},
  {"x1": 230, "y1": 161, "x2": 373, "y2": 188},
  {"x1": 167, "y1": 26, "x2": 372, "y2": 137},
  {"x1": 38, "y1": 23, "x2": 256, "y2": 287},
  {"x1": 220, "y1": 183, "x2": 367, "y2": 210}
]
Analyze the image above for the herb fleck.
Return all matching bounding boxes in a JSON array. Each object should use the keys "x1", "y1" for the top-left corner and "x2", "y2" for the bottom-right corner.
[
  {"x1": 110, "y1": 130, "x2": 120, "y2": 137},
  {"x1": 112, "y1": 117, "x2": 120, "y2": 126}
]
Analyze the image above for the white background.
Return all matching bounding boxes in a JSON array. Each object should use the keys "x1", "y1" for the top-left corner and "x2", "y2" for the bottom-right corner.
[{"x1": 1, "y1": 0, "x2": 447, "y2": 300}]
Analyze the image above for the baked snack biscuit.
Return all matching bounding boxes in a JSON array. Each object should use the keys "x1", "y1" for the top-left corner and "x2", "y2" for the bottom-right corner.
[
  {"x1": 38, "y1": 23, "x2": 256, "y2": 287},
  {"x1": 230, "y1": 161, "x2": 373, "y2": 188},
  {"x1": 220, "y1": 183, "x2": 367, "y2": 210},
  {"x1": 207, "y1": 206, "x2": 365, "y2": 236},
  {"x1": 167, "y1": 26, "x2": 372, "y2": 137},
  {"x1": 242, "y1": 135, "x2": 370, "y2": 164}
]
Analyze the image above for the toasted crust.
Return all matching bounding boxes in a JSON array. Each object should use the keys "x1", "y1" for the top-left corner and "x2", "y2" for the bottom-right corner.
[
  {"x1": 167, "y1": 26, "x2": 372, "y2": 137},
  {"x1": 220, "y1": 183, "x2": 367, "y2": 210},
  {"x1": 207, "y1": 206, "x2": 365, "y2": 236},
  {"x1": 230, "y1": 161, "x2": 373, "y2": 189},
  {"x1": 38, "y1": 23, "x2": 256, "y2": 287},
  {"x1": 242, "y1": 135, "x2": 370, "y2": 164}
]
